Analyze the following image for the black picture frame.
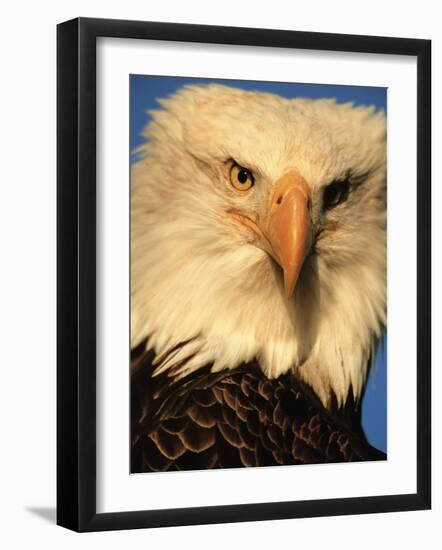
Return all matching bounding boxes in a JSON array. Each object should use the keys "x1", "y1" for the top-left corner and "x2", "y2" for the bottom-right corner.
[{"x1": 57, "y1": 17, "x2": 431, "y2": 532}]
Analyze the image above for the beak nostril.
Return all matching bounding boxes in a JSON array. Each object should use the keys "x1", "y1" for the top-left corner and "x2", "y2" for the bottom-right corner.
[{"x1": 276, "y1": 195, "x2": 283, "y2": 205}]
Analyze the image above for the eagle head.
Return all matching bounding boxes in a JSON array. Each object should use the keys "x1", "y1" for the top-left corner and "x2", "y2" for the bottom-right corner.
[{"x1": 131, "y1": 84, "x2": 386, "y2": 407}]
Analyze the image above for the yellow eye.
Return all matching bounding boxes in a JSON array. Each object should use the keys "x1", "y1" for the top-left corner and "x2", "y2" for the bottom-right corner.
[{"x1": 229, "y1": 164, "x2": 254, "y2": 192}]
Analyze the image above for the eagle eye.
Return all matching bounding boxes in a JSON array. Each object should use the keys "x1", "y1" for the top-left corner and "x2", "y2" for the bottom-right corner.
[
  {"x1": 230, "y1": 163, "x2": 254, "y2": 192},
  {"x1": 323, "y1": 179, "x2": 350, "y2": 210}
]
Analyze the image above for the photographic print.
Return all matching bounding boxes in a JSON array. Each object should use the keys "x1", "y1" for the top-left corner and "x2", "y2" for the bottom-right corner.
[
  {"x1": 130, "y1": 75, "x2": 387, "y2": 474},
  {"x1": 57, "y1": 19, "x2": 431, "y2": 530}
]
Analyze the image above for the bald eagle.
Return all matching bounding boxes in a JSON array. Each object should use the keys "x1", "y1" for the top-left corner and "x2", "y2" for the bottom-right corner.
[{"x1": 131, "y1": 84, "x2": 386, "y2": 472}]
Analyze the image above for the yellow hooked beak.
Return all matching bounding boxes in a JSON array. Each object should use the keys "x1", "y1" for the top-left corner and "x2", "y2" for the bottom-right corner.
[
  {"x1": 260, "y1": 171, "x2": 312, "y2": 297},
  {"x1": 229, "y1": 170, "x2": 312, "y2": 298}
]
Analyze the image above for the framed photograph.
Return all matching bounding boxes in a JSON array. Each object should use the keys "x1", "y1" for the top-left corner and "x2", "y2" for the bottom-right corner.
[{"x1": 57, "y1": 17, "x2": 431, "y2": 532}]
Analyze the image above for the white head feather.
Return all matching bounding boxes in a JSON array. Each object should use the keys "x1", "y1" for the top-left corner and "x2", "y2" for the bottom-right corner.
[{"x1": 131, "y1": 84, "x2": 386, "y2": 407}]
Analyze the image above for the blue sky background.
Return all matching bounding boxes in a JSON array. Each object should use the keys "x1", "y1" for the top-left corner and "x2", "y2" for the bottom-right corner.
[{"x1": 130, "y1": 75, "x2": 387, "y2": 453}]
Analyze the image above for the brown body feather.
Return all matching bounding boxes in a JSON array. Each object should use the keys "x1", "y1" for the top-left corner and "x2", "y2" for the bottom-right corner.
[{"x1": 131, "y1": 343, "x2": 385, "y2": 473}]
